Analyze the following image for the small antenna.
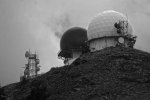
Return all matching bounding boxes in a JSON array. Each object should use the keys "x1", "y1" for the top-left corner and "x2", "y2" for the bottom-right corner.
[
  {"x1": 125, "y1": 12, "x2": 129, "y2": 35},
  {"x1": 35, "y1": 50, "x2": 36, "y2": 55},
  {"x1": 126, "y1": 13, "x2": 129, "y2": 22},
  {"x1": 29, "y1": 49, "x2": 31, "y2": 55}
]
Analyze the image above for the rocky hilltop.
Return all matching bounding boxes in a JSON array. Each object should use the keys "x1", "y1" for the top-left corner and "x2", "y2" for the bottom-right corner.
[{"x1": 1, "y1": 47, "x2": 150, "y2": 100}]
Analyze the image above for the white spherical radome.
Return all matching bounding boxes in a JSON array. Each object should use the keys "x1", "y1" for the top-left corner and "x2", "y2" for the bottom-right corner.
[{"x1": 87, "y1": 10, "x2": 133, "y2": 41}]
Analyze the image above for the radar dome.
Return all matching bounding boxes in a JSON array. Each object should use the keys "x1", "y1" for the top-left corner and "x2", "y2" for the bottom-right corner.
[
  {"x1": 87, "y1": 10, "x2": 133, "y2": 41},
  {"x1": 58, "y1": 27, "x2": 87, "y2": 58}
]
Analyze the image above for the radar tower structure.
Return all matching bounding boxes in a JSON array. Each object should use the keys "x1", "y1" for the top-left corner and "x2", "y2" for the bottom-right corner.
[{"x1": 21, "y1": 50, "x2": 41, "y2": 80}]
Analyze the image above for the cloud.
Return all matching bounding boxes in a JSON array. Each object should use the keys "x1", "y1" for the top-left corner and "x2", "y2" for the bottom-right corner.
[
  {"x1": 113, "y1": 0, "x2": 150, "y2": 16},
  {"x1": 46, "y1": 13, "x2": 73, "y2": 38}
]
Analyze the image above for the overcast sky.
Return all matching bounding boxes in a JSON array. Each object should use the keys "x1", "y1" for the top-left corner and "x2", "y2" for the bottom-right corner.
[{"x1": 0, "y1": 0, "x2": 150, "y2": 86}]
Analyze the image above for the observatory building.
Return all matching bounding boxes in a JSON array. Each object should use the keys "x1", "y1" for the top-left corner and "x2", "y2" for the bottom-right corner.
[
  {"x1": 87, "y1": 10, "x2": 137, "y2": 52},
  {"x1": 58, "y1": 27, "x2": 88, "y2": 65}
]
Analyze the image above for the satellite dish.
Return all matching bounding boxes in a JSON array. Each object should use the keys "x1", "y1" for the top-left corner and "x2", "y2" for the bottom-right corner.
[
  {"x1": 24, "y1": 69, "x2": 28, "y2": 75},
  {"x1": 36, "y1": 67, "x2": 40, "y2": 72},
  {"x1": 25, "y1": 64, "x2": 28, "y2": 67},
  {"x1": 118, "y1": 37, "x2": 124, "y2": 44},
  {"x1": 25, "y1": 51, "x2": 30, "y2": 58}
]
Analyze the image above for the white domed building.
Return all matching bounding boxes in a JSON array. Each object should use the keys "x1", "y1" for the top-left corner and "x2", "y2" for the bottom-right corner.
[{"x1": 87, "y1": 10, "x2": 137, "y2": 52}]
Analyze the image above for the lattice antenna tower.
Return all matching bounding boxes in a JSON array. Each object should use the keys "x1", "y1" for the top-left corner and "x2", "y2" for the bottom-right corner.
[{"x1": 23, "y1": 50, "x2": 41, "y2": 79}]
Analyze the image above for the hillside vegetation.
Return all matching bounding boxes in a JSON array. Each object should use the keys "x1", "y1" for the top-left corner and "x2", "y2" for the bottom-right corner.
[{"x1": 2, "y1": 47, "x2": 150, "y2": 100}]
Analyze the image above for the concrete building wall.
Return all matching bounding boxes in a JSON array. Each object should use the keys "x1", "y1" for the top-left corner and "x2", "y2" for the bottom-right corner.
[
  {"x1": 89, "y1": 38, "x2": 117, "y2": 52},
  {"x1": 72, "y1": 51, "x2": 82, "y2": 58},
  {"x1": 89, "y1": 37, "x2": 130, "y2": 52},
  {"x1": 65, "y1": 51, "x2": 82, "y2": 65}
]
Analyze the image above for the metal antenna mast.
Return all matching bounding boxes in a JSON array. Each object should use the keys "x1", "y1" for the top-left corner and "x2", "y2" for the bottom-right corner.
[{"x1": 21, "y1": 50, "x2": 41, "y2": 80}]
